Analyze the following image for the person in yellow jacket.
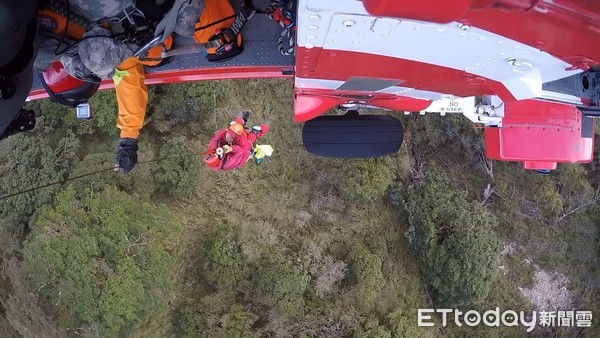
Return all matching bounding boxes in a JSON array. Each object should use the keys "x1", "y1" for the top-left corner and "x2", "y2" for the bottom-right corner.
[{"x1": 113, "y1": 57, "x2": 148, "y2": 173}]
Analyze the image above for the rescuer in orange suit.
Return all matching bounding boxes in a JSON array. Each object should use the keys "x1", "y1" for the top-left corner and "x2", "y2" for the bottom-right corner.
[
  {"x1": 203, "y1": 111, "x2": 271, "y2": 172},
  {"x1": 113, "y1": 0, "x2": 242, "y2": 173},
  {"x1": 112, "y1": 57, "x2": 147, "y2": 173}
]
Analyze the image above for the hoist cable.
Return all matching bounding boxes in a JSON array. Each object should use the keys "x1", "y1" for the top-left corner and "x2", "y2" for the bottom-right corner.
[{"x1": 0, "y1": 154, "x2": 197, "y2": 201}]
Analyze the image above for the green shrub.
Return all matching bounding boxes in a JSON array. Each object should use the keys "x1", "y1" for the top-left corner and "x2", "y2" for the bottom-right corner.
[
  {"x1": 0, "y1": 133, "x2": 77, "y2": 227},
  {"x1": 353, "y1": 317, "x2": 391, "y2": 338},
  {"x1": 203, "y1": 225, "x2": 245, "y2": 290},
  {"x1": 349, "y1": 243, "x2": 385, "y2": 308},
  {"x1": 89, "y1": 90, "x2": 120, "y2": 137},
  {"x1": 151, "y1": 81, "x2": 225, "y2": 129},
  {"x1": 387, "y1": 309, "x2": 434, "y2": 338},
  {"x1": 408, "y1": 168, "x2": 499, "y2": 307},
  {"x1": 153, "y1": 137, "x2": 200, "y2": 198},
  {"x1": 69, "y1": 144, "x2": 156, "y2": 199},
  {"x1": 176, "y1": 294, "x2": 258, "y2": 338},
  {"x1": 403, "y1": 114, "x2": 483, "y2": 163},
  {"x1": 254, "y1": 250, "x2": 310, "y2": 317},
  {"x1": 533, "y1": 182, "x2": 564, "y2": 220},
  {"x1": 25, "y1": 99, "x2": 72, "y2": 133},
  {"x1": 22, "y1": 187, "x2": 179, "y2": 335},
  {"x1": 335, "y1": 157, "x2": 396, "y2": 201}
]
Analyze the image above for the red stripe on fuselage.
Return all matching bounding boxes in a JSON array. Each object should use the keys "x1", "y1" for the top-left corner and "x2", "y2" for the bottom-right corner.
[
  {"x1": 28, "y1": 66, "x2": 294, "y2": 101},
  {"x1": 461, "y1": 3, "x2": 600, "y2": 69},
  {"x1": 361, "y1": 0, "x2": 600, "y2": 69},
  {"x1": 295, "y1": 47, "x2": 515, "y2": 100}
]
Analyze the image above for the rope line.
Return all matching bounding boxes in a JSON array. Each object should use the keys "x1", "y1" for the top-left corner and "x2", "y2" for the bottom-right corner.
[{"x1": 0, "y1": 154, "x2": 197, "y2": 201}]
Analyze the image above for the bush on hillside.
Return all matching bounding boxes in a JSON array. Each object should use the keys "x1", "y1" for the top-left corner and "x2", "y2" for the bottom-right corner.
[
  {"x1": 349, "y1": 243, "x2": 385, "y2": 308},
  {"x1": 151, "y1": 81, "x2": 226, "y2": 130},
  {"x1": 203, "y1": 225, "x2": 246, "y2": 290},
  {"x1": 89, "y1": 90, "x2": 120, "y2": 137},
  {"x1": 254, "y1": 250, "x2": 311, "y2": 317},
  {"x1": 22, "y1": 187, "x2": 179, "y2": 336},
  {"x1": 153, "y1": 137, "x2": 200, "y2": 198},
  {"x1": 353, "y1": 317, "x2": 391, "y2": 338},
  {"x1": 176, "y1": 294, "x2": 258, "y2": 338},
  {"x1": 407, "y1": 168, "x2": 499, "y2": 307},
  {"x1": 334, "y1": 156, "x2": 396, "y2": 201},
  {"x1": 0, "y1": 133, "x2": 78, "y2": 227}
]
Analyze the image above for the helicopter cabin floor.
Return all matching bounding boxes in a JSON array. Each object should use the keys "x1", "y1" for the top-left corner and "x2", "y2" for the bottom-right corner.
[{"x1": 28, "y1": 3, "x2": 295, "y2": 100}]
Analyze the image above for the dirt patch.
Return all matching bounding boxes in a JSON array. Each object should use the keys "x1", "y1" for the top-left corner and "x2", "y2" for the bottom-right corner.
[
  {"x1": 519, "y1": 270, "x2": 574, "y2": 311},
  {"x1": 500, "y1": 242, "x2": 518, "y2": 256},
  {"x1": 496, "y1": 242, "x2": 524, "y2": 275}
]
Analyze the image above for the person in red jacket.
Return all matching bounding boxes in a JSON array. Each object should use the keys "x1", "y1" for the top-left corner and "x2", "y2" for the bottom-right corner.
[{"x1": 204, "y1": 111, "x2": 270, "y2": 172}]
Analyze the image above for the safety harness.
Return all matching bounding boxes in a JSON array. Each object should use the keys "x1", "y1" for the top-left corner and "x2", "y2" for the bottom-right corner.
[
  {"x1": 266, "y1": 0, "x2": 296, "y2": 56},
  {"x1": 225, "y1": 122, "x2": 274, "y2": 165},
  {"x1": 144, "y1": 0, "x2": 256, "y2": 60},
  {"x1": 214, "y1": 0, "x2": 256, "y2": 53}
]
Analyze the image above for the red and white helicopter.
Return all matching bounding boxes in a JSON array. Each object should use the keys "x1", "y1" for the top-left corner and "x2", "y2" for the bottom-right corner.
[{"x1": 20, "y1": 0, "x2": 600, "y2": 171}]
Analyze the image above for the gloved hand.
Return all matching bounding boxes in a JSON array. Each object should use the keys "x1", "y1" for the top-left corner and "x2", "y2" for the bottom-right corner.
[{"x1": 114, "y1": 138, "x2": 138, "y2": 173}]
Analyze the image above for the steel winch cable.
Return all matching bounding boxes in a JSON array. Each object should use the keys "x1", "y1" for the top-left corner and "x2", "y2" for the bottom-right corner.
[{"x1": 0, "y1": 153, "x2": 198, "y2": 201}]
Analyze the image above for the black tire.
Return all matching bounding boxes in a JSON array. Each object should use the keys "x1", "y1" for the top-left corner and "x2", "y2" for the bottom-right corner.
[{"x1": 302, "y1": 115, "x2": 404, "y2": 158}]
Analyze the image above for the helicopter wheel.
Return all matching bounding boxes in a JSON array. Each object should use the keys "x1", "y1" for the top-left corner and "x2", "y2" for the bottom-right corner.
[{"x1": 302, "y1": 114, "x2": 404, "y2": 158}]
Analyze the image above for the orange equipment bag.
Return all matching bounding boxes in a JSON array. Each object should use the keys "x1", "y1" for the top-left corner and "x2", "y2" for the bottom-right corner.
[{"x1": 194, "y1": 0, "x2": 244, "y2": 62}]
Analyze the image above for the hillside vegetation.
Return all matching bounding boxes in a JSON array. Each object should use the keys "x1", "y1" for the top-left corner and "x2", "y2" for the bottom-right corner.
[{"x1": 0, "y1": 79, "x2": 597, "y2": 337}]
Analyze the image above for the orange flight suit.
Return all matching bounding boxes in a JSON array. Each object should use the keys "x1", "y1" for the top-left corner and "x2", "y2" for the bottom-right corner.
[
  {"x1": 114, "y1": 57, "x2": 147, "y2": 139},
  {"x1": 114, "y1": 0, "x2": 236, "y2": 138}
]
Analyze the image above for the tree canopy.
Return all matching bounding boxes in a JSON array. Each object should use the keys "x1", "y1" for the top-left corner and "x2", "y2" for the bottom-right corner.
[
  {"x1": 1, "y1": 80, "x2": 597, "y2": 336},
  {"x1": 203, "y1": 225, "x2": 246, "y2": 290},
  {"x1": 153, "y1": 136, "x2": 200, "y2": 198},
  {"x1": 408, "y1": 168, "x2": 500, "y2": 307},
  {"x1": 254, "y1": 249, "x2": 311, "y2": 317},
  {"x1": 334, "y1": 157, "x2": 396, "y2": 201},
  {"x1": 22, "y1": 187, "x2": 180, "y2": 336}
]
